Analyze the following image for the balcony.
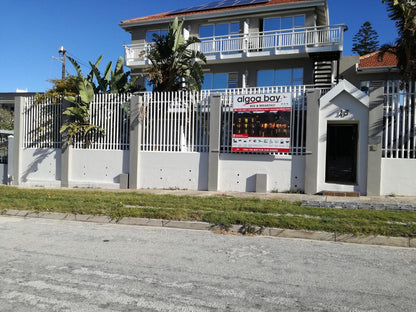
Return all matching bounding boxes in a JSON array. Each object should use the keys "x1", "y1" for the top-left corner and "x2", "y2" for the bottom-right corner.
[{"x1": 124, "y1": 25, "x2": 345, "y2": 68}]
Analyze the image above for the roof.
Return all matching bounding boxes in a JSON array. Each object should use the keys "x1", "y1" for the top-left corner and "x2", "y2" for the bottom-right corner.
[
  {"x1": 358, "y1": 49, "x2": 398, "y2": 70},
  {"x1": 320, "y1": 79, "x2": 369, "y2": 108},
  {"x1": 121, "y1": 0, "x2": 319, "y2": 26}
]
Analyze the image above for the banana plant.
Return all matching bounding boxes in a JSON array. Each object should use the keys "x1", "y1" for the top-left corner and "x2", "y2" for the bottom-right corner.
[{"x1": 60, "y1": 57, "x2": 104, "y2": 148}]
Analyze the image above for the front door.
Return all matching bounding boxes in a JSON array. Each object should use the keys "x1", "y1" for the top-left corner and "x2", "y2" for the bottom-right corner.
[{"x1": 325, "y1": 123, "x2": 358, "y2": 184}]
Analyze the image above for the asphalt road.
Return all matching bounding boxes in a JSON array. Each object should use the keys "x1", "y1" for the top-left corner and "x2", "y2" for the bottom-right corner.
[{"x1": 0, "y1": 216, "x2": 415, "y2": 312}]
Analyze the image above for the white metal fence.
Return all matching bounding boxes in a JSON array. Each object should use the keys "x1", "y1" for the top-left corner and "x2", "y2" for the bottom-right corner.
[
  {"x1": 22, "y1": 88, "x2": 308, "y2": 155},
  {"x1": 140, "y1": 86, "x2": 308, "y2": 155},
  {"x1": 141, "y1": 91, "x2": 210, "y2": 152},
  {"x1": 73, "y1": 93, "x2": 131, "y2": 150},
  {"x1": 383, "y1": 80, "x2": 416, "y2": 159},
  {"x1": 23, "y1": 97, "x2": 62, "y2": 148}
]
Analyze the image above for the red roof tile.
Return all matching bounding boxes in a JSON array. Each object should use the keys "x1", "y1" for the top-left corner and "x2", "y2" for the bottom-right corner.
[
  {"x1": 121, "y1": 0, "x2": 312, "y2": 24},
  {"x1": 358, "y1": 50, "x2": 398, "y2": 69}
]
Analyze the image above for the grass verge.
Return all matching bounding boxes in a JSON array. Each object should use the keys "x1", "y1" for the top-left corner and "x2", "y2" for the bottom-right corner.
[{"x1": 1, "y1": 185, "x2": 416, "y2": 237}]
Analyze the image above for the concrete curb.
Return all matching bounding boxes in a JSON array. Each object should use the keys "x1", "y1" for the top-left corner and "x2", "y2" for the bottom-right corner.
[{"x1": 1, "y1": 209, "x2": 414, "y2": 248}]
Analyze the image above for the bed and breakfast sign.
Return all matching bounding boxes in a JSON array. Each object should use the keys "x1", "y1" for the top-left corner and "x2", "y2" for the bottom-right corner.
[{"x1": 231, "y1": 93, "x2": 292, "y2": 153}]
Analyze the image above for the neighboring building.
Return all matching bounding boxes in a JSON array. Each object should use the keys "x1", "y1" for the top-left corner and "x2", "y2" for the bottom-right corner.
[
  {"x1": 0, "y1": 92, "x2": 37, "y2": 113},
  {"x1": 339, "y1": 49, "x2": 399, "y2": 92},
  {"x1": 120, "y1": 0, "x2": 345, "y2": 90}
]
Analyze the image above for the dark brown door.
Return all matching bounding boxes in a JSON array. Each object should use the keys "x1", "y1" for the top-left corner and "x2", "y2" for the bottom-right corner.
[{"x1": 325, "y1": 123, "x2": 358, "y2": 184}]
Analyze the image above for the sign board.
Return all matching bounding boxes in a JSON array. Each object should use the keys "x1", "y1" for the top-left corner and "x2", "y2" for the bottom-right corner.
[{"x1": 231, "y1": 93, "x2": 292, "y2": 153}]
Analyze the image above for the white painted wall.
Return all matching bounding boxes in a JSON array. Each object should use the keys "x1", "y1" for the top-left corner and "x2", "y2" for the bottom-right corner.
[
  {"x1": 70, "y1": 149, "x2": 129, "y2": 188},
  {"x1": 139, "y1": 152, "x2": 209, "y2": 190},
  {"x1": 219, "y1": 154, "x2": 304, "y2": 192},
  {"x1": 381, "y1": 159, "x2": 416, "y2": 196},
  {"x1": 0, "y1": 164, "x2": 7, "y2": 184},
  {"x1": 317, "y1": 90, "x2": 369, "y2": 194},
  {"x1": 20, "y1": 148, "x2": 61, "y2": 187}
]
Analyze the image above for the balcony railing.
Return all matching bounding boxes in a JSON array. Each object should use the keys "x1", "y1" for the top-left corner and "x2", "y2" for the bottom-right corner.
[{"x1": 124, "y1": 24, "x2": 345, "y2": 67}]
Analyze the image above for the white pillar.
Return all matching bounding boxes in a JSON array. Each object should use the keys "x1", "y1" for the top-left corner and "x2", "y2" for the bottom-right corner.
[
  {"x1": 12, "y1": 97, "x2": 25, "y2": 185},
  {"x1": 7, "y1": 135, "x2": 14, "y2": 184},
  {"x1": 129, "y1": 94, "x2": 143, "y2": 189}
]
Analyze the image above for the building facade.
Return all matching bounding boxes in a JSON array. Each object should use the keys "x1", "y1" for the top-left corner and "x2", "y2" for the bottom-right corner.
[{"x1": 120, "y1": 0, "x2": 345, "y2": 91}]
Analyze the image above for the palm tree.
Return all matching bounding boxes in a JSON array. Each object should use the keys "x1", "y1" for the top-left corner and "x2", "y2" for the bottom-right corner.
[
  {"x1": 145, "y1": 18, "x2": 206, "y2": 92},
  {"x1": 380, "y1": 0, "x2": 416, "y2": 82}
]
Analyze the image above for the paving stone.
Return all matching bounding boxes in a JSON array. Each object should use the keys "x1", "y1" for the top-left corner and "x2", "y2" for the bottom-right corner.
[
  {"x1": 40, "y1": 212, "x2": 68, "y2": 220},
  {"x1": 409, "y1": 238, "x2": 416, "y2": 248},
  {"x1": 15, "y1": 210, "x2": 30, "y2": 217},
  {"x1": 72, "y1": 214, "x2": 94, "y2": 222},
  {"x1": 118, "y1": 217, "x2": 151, "y2": 226},
  {"x1": 267, "y1": 228, "x2": 285, "y2": 237},
  {"x1": 26, "y1": 212, "x2": 40, "y2": 218},
  {"x1": 162, "y1": 220, "x2": 211, "y2": 231},
  {"x1": 3, "y1": 210, "x2": 20, "y2": 216},
  {"x1": 336, "y1": 234, "x2": 409, "y2": 248},
  {"x1": 87, "y1": 216, "x2": 113, "y2": 224},
  {"x1": 275, "y1": 229, "x2": 335, "y2": 242}
]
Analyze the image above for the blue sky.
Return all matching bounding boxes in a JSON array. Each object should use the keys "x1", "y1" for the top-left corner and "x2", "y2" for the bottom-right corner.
[{"x1": 0, "y1": 0, "x2": 397, "y2": 92}]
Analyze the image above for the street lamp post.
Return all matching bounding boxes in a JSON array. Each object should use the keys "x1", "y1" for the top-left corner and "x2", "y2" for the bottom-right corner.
[{"x1": 59, "y1": 46, "x2": 67, "y2": 80}]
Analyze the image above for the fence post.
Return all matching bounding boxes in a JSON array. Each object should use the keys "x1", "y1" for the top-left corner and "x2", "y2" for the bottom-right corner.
[
  {"x1": 366, "y1": 81, "x2": 384, "y2": 196},
  {"x1": 304, "y1": 90, "x2": 321, "y2": 194},
  {"x1": 208, "y1": 94, "x2": 221, "y2": 191},
  {"x1": 7, "y1": 135, "x2": 14, "y2": 184},
  {"x1": 12, "y1": 97, "x2": 25, "y2": 185},
  {"x1": 61, "y1": 98, "x2": 72, "y2": 187},
  {"x1": 128, "y1": 94, "x2": 143, "y2": 189}
]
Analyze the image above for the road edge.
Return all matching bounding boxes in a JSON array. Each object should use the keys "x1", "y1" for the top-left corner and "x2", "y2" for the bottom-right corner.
[{"x1": 2, "y1": 209, "x2": 415, "y2": 248}]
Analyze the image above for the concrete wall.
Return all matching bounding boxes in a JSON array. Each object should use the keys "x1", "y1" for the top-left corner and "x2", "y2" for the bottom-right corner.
[
  {"x1": 69, "y1": 150, "x2": 129, "y2": 188},
  {"x1": 137, "y1": 151, "x2": 303, "y2": 192},
  {"x1": 20, "y1": 148, "x2": 61, "y2": 187},
  {"x1": 0, "y1": 164, "x2": 6, "y2": 184},
  {"x1": 381, "y1": 159, "x2": 416, "y2": 196},
  {"x1": 139, "y1": 152, "x2": 209, "y2": 190},
  {"x1": 219, "y1": 154, "x2": 305, "y2": 192}
]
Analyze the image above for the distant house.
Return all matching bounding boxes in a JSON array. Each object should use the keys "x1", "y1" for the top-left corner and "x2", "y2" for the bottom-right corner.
[
  {"x1": 0, "y1": 92, "x2": 38, "y2": 113},
  {"x1": 340, "y1": 49, "x2": 399, "y2": 92},
  {"x1": 120, "y1": 0, "x2": 345, "y2": 91}
]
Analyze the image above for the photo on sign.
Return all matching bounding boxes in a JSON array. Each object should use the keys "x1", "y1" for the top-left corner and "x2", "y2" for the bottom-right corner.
[
  {"x1": 232, "y1": 111, "x2": 290, "y2": 138},
  {"x1": 231, "y1": 93, "x2": 292, "y2": 153}
]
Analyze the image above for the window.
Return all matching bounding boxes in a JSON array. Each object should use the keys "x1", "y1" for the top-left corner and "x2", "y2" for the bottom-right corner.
[
  {"x1": 257, "y1": 68, "x2": 304, "y2": 87},
  {"x1": 262, "y1": 15, "x2": 305, "y2": 48},
  {"x1": 263, "y1": 15, "x2": 305, "y2": 32},
  {"x1": 360, "y1": 81, "x2": 370, "y2": 95},
  {"x1": 146, "y1": 29, "x2": 168, "y2": 43},
  {"x1": 202, "y1": 73, "x2": 238, "y2": 90},
  {"x1": 199, "y1": 23, "x2": 240, "y2": 53},
  {"x1": 199, "y1": 22, "x2": 239, "y2": 38}
]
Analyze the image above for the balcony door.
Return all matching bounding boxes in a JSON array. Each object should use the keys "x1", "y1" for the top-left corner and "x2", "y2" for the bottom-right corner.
[{"x1": 260, "y1": 15, "x2": 305, "y2": 50}]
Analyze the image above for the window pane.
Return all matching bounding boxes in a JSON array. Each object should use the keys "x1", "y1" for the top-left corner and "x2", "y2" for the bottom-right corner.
[
  {"x1": 293, "y1": 68, "x2": 303, "y2": 80},
  {"x1": 275, "y1": 69, "x2": 292, "y2": 86},
  {"x1": 281, "y1": 17, "x2": 293, "y2": 30},
  {"x1": 230, "y1": 22, "x2": 240, "y2": 35},
  {"x1": 146, "y1": 30, "x2": 159, "y2": 43},
  {"x1": 264, "y1": 17, "x2": 280, "y2": 31},
  {"x1": 213, "y1": 73, "x2": 228, "y2": 89},
  {"x1": 200, "y1": 25, "x2": 214, "y2": 38},
  {"x1": 228, "y1": 73, "x2": 238, "y2": 88},
  {"x1": 202, "y1": 73, "x2": 213, "y2": 90},
  {"x1": 294, "y1": 15, "x2": 305, "y2": 27},
  {"x1": 145, "y1": 77, "x2": 152, "y2": 92},
  {"x1": 160, "y1": 29, "x2": 168, "y2": 37},
  {"x1": 257, "y1": 70, "x2": 274, "y2": 87},
  {"x1": 215, "y1": 23, "x2": 228, "y2": 36}
]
